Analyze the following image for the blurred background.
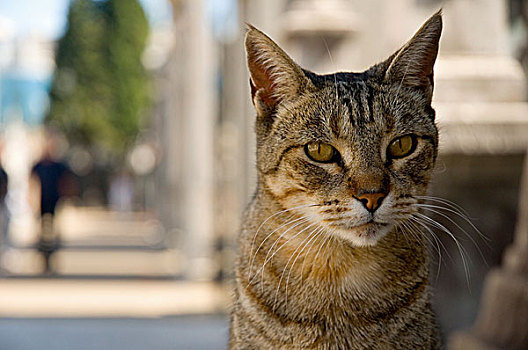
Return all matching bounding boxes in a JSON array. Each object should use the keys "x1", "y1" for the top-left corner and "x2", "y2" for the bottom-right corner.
[{"x1": 0, "y1": 0, "x2": 527, "y2": 349}]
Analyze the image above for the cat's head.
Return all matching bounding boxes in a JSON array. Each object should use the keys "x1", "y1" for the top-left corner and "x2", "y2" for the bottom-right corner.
[{"x1": 246, "y1": 12, "x2": 442, "y2": 247}]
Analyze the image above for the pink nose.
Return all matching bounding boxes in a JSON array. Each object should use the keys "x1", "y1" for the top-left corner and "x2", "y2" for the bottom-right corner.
[{"x1": 355, "y1": 193, "x2": 386, "y2": 212}]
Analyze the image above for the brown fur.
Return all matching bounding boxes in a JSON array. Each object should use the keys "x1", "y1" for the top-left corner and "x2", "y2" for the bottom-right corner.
[{"x1": 231, "y1": 12, "x2": 443, "y2": 349}]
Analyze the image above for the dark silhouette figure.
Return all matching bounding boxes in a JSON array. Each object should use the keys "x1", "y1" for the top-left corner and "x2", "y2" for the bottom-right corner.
[
  {"x1": 0, "y1": 163, "x2": 8, "y2": 265},
  {"x1": 0, "y1": 166, "x2": 7, "y2": 203},
  {"x1": 31, "y1": 136, "x2": 76, "y2": 274}
]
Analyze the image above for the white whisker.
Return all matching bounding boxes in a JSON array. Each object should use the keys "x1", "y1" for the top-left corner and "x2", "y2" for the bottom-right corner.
[
  {"x1": 415, "y1": 205, "x2": 489, "y2": 267},
  {"x1": 299, "y1": 228, "x2": 327, "y2": 281},
  {"x1": 247, "y1": 217, "x2": 310, "y2": 288},
  {"x1": 414, "y1": 212, "x2": 471, "y2": 289},
  {"x1": 389, "y1": 60, "x2": 411, "y2": 111},
  {"x1": 273, "y1": 226, "x2": 323, "y2": 310},
  {"x1": 405, "y1": 218, "x2": 443, "y2": 282},
  {"x1": 248, "y1": 215, "x2": 308, "y2": 278},
  {"x1": 309, "y1": 230, "x2": 334, "y2": 281},
  {"x1": 321, "y1": 35, "x2": 339, "y2": 103},
  {"x1": 416, "y1": 195, "x2": 472, "y2": 219},
  {"x1": 250, "y1": 221, "x2": 318, "y2": 290},
  {"x1": 415, "y1": 202, "x2": 490, "y2": 244},
  {"x1": 248, "y1": 203, "x2": 320, "y2": 277},
  {"x1": 284, "y1": 227, "x2": 324, "y2": 305}
]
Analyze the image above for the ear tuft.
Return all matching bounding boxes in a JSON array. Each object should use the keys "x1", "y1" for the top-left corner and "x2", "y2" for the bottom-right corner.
[
  {"x1": 383, "y1": 11, "x2": 442, "y2": 99},
  {"x1": 245, "y1": 26, "x2": 311, "y2": 115}
]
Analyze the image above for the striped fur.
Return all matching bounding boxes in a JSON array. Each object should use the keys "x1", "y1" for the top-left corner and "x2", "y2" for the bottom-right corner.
[{"x1": 231, "y1": 12, "x2": 443, "y2": 349}]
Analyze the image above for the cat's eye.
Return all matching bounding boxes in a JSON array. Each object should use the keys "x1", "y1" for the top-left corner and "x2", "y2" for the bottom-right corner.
[
  {"x1": 387, "y1": 135, "x2": 417, "y2": 159},
  {"x1": 304, "y1": 143, "x2": 339, "y2": 163}
]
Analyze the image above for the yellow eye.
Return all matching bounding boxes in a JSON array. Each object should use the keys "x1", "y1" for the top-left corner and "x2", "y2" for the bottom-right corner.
[
  {"x1": 304, "y1": 143, "x2": 338, "y2": 163},
  {"x1": 388, "y1": 135, "x2": 417, "y2": 159}
]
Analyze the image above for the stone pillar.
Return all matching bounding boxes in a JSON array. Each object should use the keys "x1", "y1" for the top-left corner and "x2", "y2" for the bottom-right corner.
[
  {"x1": 163, "y1": 0, "x2": 216, "y2": 280},
  {"x1": 445, "y1": 1, "x2": 528, "y2": 346},
  {"x1": 441, "y1": 0, "x2": 509, "y2": 55},
  {"x1": 182, "y1": 0, "x2": 216, "y2": 280},
  {"x1": 215, "y1": 0, "x2": 255, "y2": 280},
  {"x1": 281, "y1": 0, "x2": 362, "y2": 72},
  {"x1": 432, "y1": 0, "x2": 528, "y2": 155},
  {"x1": 449, "y1": 150, "x2": 528, "y2": 349}
]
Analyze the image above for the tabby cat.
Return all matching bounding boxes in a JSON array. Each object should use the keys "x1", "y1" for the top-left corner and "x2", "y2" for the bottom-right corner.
[{"x1": 230, "y1": 12, "x2": 443, "y2": 349}]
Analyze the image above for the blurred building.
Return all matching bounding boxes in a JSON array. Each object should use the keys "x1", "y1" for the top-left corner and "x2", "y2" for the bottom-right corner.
[
  {"x1": 0, "y1": 2, "x2": 179, "y2": 276},
  {"x1": 0, "y1": 20, "x2": 55, "y2": 252},
  {"x1": 0, "y1": 26, "x2": 53, "y2": 125}
]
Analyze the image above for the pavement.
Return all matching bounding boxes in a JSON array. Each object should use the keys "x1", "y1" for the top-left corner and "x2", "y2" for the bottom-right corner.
[
  {"x1": 0, "y1": 206, "x2": 232, "y2": 349},
  {"x1": 0, "y1": 279, "x2": 229, "y2": 318},
  {"x1": 0, "y1": 278, "x2": 231, "y2": 349},
  {"x1": 5, "y1": 206, "x2": 179, "y2": 277},
  {"x1": 0, "y1": 315, "x2": 230, "y2": 350}
]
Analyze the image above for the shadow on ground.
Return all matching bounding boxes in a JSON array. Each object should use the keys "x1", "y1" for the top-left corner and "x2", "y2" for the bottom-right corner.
[{"x1": 0, "y1": 314, "x2": 229, "y2": 350}]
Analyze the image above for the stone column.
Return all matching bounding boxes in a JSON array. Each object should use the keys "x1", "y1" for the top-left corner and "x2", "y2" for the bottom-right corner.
[
  {"x1": 444, "y1": 2, "x2": 528, "y2": 348},
  {"x1": 280, "y1": 0, "x2": 362, "y2": 72},
  {"x1": 164, "y1": 0, "x2": 216, "y2": 280},
  {"x1": 449, "y1": 150, "x2": 528, "y2": 349},
  {"x1": 182, "y1": 0, "x2": 216, "y2": 280}
]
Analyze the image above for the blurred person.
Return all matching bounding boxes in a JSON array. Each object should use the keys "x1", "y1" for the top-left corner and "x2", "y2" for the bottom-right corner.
[
  {"x1": 30, "y1": 131, "x2": 77, "y2": 274},
  {"x1": 0, "y1": 144, "x2": 8, "y2": 270}
]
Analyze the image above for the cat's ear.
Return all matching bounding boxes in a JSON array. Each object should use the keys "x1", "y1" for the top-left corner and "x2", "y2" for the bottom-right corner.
[
  {"x1": 382, "y1": 11, "x2": 442, "y2": 100},
  {"x1": 245, "y1": 25, "x2": 312, "y2": 116}
]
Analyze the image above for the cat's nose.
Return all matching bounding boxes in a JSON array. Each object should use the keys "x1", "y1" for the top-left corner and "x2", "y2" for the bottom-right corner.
[{"x1": 355, "y1": 193, "x2": 386, "y2": 212}]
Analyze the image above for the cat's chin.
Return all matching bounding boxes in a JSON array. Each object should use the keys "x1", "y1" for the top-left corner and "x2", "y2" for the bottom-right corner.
[{"x1": 331, "y1": 222, "x2": 393, "y2": 247}]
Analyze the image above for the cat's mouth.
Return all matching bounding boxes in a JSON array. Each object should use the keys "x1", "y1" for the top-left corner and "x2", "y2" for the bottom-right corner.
[
  {"x1": 327, "y1": 220, "x2": 392, "y2": 246},
  {"x1": 325, "y1": 217, "x2": 387, "y2": 229},
  {"x1": 356, "y1": 219, "x2": 381, "y2": 227},
  {"x1": 343, "y1": 220, "x2": 388, "y2": 233}
]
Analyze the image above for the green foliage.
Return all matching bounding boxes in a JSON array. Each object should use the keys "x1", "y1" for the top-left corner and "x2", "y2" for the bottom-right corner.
[{"x1": 47, "y1": 0, "x2": 151, "y2": 155}]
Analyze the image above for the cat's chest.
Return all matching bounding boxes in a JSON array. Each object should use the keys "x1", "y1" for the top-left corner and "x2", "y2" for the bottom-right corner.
[
  {"x1": 268, "y1": 290, "x2": 405, "y2": 350},
  {"x1": 272, "y1": 244, "x2": 422, "y2": 322}
]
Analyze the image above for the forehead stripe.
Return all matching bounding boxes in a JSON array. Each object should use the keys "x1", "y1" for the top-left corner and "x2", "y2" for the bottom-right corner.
[
  {"x1": 341, "y1": 97, "x2": 355, "y2": 128},
  {"x1": 366, "y1": 84, "x2": 374, "y2": 123},
  {"x1": 343, "y1": 82, "x2": 373, "y2": 127}
]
